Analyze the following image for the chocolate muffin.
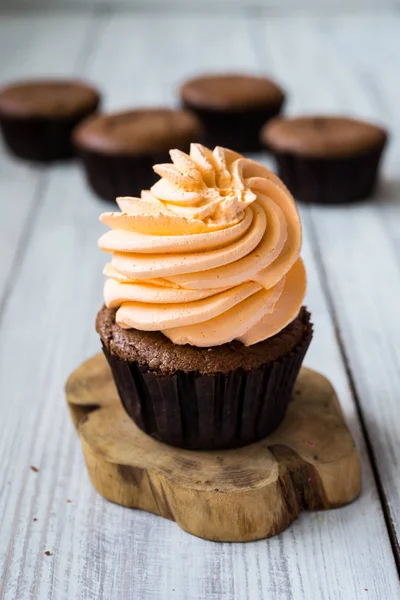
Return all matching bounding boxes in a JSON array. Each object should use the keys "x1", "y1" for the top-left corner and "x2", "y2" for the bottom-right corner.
[
  {"x1": 73, "y1": 108, "x2": 202, "y2": 201},
  {"x1": 180, "y1": 74, "x2": 285, "y2": 152},
  {"x1": 262, "y1": 116, "x2": 388, "y2": 204},
  {"x1": 96, "y1": 143, "x2": 312, "y2": 450},
  {"x1": 0, "y1": 79, "x2": 100, "y2": 161}
]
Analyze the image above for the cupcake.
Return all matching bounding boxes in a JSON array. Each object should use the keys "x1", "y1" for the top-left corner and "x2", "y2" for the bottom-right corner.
[
  {"x1": 96, "y1": 144, "x2": 312, "y2": 450},
  {"x1": 0, "y1": 79, "x2": 100, "y2": 161},
  {"x1": 73, "y1": 108, "x2": 202, "y2": 202},
  {"x1": 180, "y1": 74, "x2": 285, "y2": 153},
  {"x1": 261, "y1": 116, "x2": 388, "y2": 204}
]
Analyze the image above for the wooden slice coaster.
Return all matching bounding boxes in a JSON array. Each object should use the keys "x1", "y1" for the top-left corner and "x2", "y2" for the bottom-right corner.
[{"x1": 65, "y1": 353, "x2": 361, "y2": 542}]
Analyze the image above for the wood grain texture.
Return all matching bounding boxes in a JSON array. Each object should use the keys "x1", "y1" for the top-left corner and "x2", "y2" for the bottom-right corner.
[
  {"x1": 0, "y1": 9, "x2": 399, "y2": 600},
  {"x1": 255, "y1": 12, "x2": 400, "y2": 562},
  {"x1": 65, "y1": 354, "x2": 361, "y2": 542},
  {"x1": 318, "y1": 13, "x2": 400, "y2": 558}
]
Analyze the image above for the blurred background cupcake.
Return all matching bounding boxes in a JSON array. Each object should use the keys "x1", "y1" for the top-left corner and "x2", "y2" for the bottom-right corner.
[
  {"x1": 73, "y1": 107, "x2": 202, "y2": 201},
  {"x1": 0, "y1": 79, "x2": 101, "y2": 161},
  {"x1": 261, "y1": 115, "x2": 388, "y2": 204},
  {"x1": 180, "y1": 73, "x2": 285, "y2": 152}
]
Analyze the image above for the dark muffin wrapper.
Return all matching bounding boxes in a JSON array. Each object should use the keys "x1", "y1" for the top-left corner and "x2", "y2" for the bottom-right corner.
[
  {"x1": 0, "y1": 104, "x2": 100, "y2": 162},
  {"x1": 76, "y1": 141, "x2": 198, "y2": 203},
  {"x1": 271, "y1": 143, "x2": 386, "y2": 204},
  {"x1": 182, "y1": 101, "x2": 284, "y2": 153},
  {"x1": 102, "y1": 311, "x2": 313, "y2": 450},
  {"x1": 76, "y1": 149, "x2": 172, "y2": 202}
]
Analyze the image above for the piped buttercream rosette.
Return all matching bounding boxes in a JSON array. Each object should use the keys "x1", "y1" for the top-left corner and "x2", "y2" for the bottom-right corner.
[{"x1": 99, "y1": 144, "x2": 306, "y2": 347}]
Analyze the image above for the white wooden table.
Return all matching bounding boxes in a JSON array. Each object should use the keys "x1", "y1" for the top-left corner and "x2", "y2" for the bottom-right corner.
[{"x1": 1, "y1": 7, "x2": 400, "y2": 600}]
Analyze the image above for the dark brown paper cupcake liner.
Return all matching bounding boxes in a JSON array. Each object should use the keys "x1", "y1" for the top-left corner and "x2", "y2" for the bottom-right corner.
[
  {"x1": 182, "y1": 103, "x2": 284, "y2": 153},
  {"x1": 273, "y1": 144, "x2": 386, "y2": 204},
  {"x1": 0, "y1": 107, "x2": 99, "y2": 162},
  {"x1": 102, "y1": 311, "x2": 313, "y2": 450},
  {"x1": 76, "y1": 149, "x2": 175, "y2": 202}
]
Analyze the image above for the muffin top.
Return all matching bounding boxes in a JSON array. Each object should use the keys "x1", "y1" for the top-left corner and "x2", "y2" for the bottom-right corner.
[
  {"x1": 180, "y1": 74, "x2": 285, "y2": 111},
  {"x1": 262, "y1": 116, "x2": 388, "y2": 158},
  {"x1": 0, "y1": 79, "x2": 100, "y2": 118},
  {"x1": 97, "y1": 306, "x2": 310, "y2": 375},
  {"x1": 73, "y1": 108, "x2": 202, "y2": 155}
]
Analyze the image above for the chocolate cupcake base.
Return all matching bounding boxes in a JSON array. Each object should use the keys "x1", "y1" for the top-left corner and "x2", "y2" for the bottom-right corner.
[
  {"x1": 77, "y1": 149, "x2": 179, "y2": 202},
  {"x1": 0, "y1": 111, "x2": 98, "y2": 162},
  {"x1": 97, "y1": 307, "x2": 313, "y2": 450},
  {"x1": 73, "y1": 108, "x2": 202, "y2": 202},
  {"x1": 183, "y1": 104, "x2": 283, "y2": 153},
  {"x1": 274, "y1": 145, "x2": 386, "y2": 204}
]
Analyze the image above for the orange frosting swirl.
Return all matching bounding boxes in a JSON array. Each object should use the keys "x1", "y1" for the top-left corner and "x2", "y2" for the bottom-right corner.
[{"x1": 99, "y1": 144, "x2": 306, "y2": 347}]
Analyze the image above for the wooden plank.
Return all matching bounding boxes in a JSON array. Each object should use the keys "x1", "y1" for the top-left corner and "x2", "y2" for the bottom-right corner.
[
  {"x1": 0, "y1": 0, "x2": 396, "y2": 11},
  {"x1": 0, "y1": 12, "x2": 94, "y2": 309},
  {"x1": 314, "y1": 12, "x2": 400, "y2": 558},
  {"x1": 0, "y1": 12, "x2": 96, "y2": 598},
  {"x1": 0, "y1": 10, "x2": 398, "y2": 599},
  {"x1": 257, "y1": 11, "x2": 400, "y2": 565}
]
